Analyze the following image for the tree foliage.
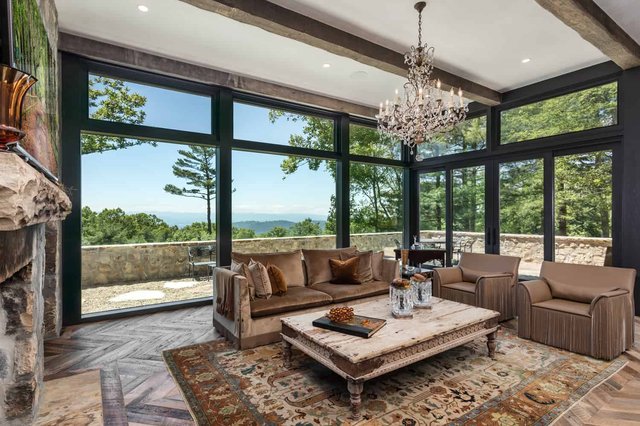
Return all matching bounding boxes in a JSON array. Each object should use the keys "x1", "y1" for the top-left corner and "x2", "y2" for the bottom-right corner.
[
  {"x1": 164, "y1": 146, "x2": 217, "y2": 233},
  {"x1": 83, "y1": 76, "x2": 153, "y2": 154}
]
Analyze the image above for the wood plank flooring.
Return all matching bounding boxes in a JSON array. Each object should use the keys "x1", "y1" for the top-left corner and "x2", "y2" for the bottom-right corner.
[{"x1": 44, "y1": 307, "x2": 640, "y2": 425}]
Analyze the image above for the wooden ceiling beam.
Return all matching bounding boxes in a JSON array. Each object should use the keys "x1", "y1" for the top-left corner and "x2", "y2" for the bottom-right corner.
[
  {"x1": 536, "y1": 0, "x2": 640, "y2": 69},
  {"x1": 179, "y1": 0, "x2": 502, "y2": 106}
]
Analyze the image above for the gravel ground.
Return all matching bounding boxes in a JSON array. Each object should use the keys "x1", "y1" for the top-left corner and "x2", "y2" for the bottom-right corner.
[{"x1": 81, "y1": 278, "x2": 213, "y2": 314}]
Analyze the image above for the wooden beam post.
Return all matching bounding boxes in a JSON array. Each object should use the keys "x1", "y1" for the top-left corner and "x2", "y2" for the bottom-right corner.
[
  {"x1": 179, "y1": 0, "x2": 501, "y2": 106},
  {"x1": 536, "y1": 0, "x2": 640, "y2": 69}
]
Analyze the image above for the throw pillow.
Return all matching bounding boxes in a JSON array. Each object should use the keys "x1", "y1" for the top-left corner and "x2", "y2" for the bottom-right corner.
[
  {"x1": 371, "y1": 251, "x2": 385, "y2": 281},
  {"x1": 231, "y1": 260, "x2": 255, "y2": 300},
  {"x1": 267, "y1": 264, "x2": 288, "y2": 296},
  {"x1": 329, "y1": 257, "x2": 362, "y2": 284},
  {"x1": 248, "y1": 259, "x2": 272, "y2": 299},
  {"x1": 340, "y1": 250, "x2": 374, "y2": 282}
]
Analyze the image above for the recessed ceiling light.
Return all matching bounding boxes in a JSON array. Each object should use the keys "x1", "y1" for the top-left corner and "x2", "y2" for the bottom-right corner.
[
  {"x1": 138, "y1": 5, "x2": 149, "y2": 12},
  {"x1": 521, "y1": 58, "x2": 531, "y2": 64},
  {"x1": 322, "y1": 63, "x2": 331, "y2": 68}
]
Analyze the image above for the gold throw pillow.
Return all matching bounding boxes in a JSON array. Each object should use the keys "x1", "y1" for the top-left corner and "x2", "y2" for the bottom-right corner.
[
  {"x1": 329, "y1": 257, "x2": 362, "y2": 284},
  {"x1": 267, "y1": 264, "x2": 288, "y2": 296}
]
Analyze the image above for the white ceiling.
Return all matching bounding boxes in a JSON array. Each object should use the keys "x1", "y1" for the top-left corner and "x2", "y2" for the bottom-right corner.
[
  {"x1": 55, "y1": 0, "x2": 627, "y2": 108},
  {"x1": 594, "y1": 0, "x2": 640, "y2": 44}
]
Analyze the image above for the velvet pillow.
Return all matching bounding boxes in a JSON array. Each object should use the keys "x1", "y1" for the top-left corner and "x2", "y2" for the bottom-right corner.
[
  {"x1": 248, "y1": 260, "x2": 272, "y2": 299},
  {"x1": 329, "y1": 257, "x2": 362, "y2": 284},
  {"x1": 340, "y1": 250, "x2": 373, "y2": 282},
  {"x1": 267, "y1": 264, "x2": 288, "y2": 296},
  {"x1": 371, "y1": 251, "x2": 385, "y2": 281},
  {"x1": 231, "y1": 260, "x2": 255, "y2": 300}
]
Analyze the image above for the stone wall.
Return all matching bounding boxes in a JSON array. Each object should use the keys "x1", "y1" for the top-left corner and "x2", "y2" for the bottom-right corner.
[{"x1": 81, "y1": 231, "x2": 612, "y2": 288}]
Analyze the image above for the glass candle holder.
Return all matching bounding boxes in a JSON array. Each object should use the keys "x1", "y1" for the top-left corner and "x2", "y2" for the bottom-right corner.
[
  {"x1": 412, "y1": 278, "x2": 433, "y2": 309},
  {"x1": 390, "y1": 285, "x2": 414, "y2": 318}
]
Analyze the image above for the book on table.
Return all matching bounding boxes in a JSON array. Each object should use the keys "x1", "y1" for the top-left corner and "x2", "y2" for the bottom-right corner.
[{"x1": 312, "y1": 315, "x2": 386, "y2": 338}]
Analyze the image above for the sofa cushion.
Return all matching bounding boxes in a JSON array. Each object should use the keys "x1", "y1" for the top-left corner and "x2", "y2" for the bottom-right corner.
[
  {"x1": 302, "y1": 247, "x2": 358, "y2": 286},
  {"x1": 267, "y1": 264, "x2": 287, "y2": 295},
  {"x1": 329, "y1": 257, "x2": 361, "y2": 284},
  {"x1": 248, "y1": 260, "x2": 272, "y2": 299},
  {"x1": 371, "y1": 251, "x2": 385, "y2": 281},
  {"x1": 341, "y1": 250, "x2": 374, "y2": 282},
  {"x1": 311, "y1": 280, "x2": 390, "y2": 303},
  {"x1": 249, "y1": 287, "x2": 332, "y2": 318},
  {"x1": 532, "y1": 298, "x2": 591, "y2": 318},
  {"x1": 442, "y1": 281, "x2": 477, "y2": 294},
  {"x1": 231, "y1": 260, "x2": 255, "y2": 300},
  {"x1": 232, "y1": 250, "x2": 305, "y2": 287}
]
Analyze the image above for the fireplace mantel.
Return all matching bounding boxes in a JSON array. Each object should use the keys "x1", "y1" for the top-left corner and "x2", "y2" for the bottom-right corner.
[{"x1": 0, "y1": 153, "x2": 71, "y2": 232}]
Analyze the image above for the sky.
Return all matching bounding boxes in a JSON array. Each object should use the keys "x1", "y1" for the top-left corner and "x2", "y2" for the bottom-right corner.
[{"x1": 82, "y1": 77, "x2": 334, "y2": 225}]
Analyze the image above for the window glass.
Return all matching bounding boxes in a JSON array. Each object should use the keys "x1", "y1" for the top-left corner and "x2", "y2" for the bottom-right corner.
[
  {"x1": 419, "y1": 171, "x2": 446, "y2": 249},
  {"x1": 349, "y1": 124, "x2": 401, "y2": 160},
  {"x1": 416, "y1": 115, "x2": 486, "y2": 159},
  {"x1": 233, "y1": 102, "x2": 334, "y2": 150},
  {"x1": 350, "y1": 162, "x2": 403, "y2": 255},
  {"x1": 452, "y1": 165, "x2": 485, "y2": 262},
  {"x1": 80, "y1": 134, "x2": 216, "y2": 315},
  {"x1": 89, "y1": 74, "x2": 211, "y2": 134},
  {"x1": 231, "y1": 150, "x2": 336, "y2": 252},
  {"x1": 501, "y1": 82, "x2": 617, "y2": 144},
  {"x1": 555, "y1": 151, "x2": 612, "y2": 265}
]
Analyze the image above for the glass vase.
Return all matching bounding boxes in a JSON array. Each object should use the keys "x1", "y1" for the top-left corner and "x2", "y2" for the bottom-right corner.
[
  {"x1": 412, "y1": 278, "x2": 433, "y2": 309},
  {"x1": 390, "y1": 285, "x2": 414, "y2": 318}
]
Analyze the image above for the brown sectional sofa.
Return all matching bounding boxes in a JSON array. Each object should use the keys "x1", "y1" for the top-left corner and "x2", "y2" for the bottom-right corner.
[
  {"x1": 213, "y1": 247, "x2": 400, "y2": 349},
  {"x1": 517, "y1": 261, "x2": 636, "y2": 360}
]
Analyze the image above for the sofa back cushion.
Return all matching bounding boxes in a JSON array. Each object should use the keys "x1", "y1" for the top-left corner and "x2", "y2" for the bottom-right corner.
[
  {"x1": 232, "y1": 250, "x2": 305, "y2": 287},
  {"x1": 459, "y1": 252, "x2": 520, "y2": 280},
  {"x1": 340, "y1": 250, "x2": 374, "y2": 282},
  {"x1": 302, "y1": 247, "x2": 358, "y2": 286},
  {"x1": 540, "y1": 261, "x2": 636, "y2": 303}
]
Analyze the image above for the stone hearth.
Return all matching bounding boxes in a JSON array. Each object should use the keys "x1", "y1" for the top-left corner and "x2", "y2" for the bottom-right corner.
[{"x1": 0, "y1": 153, "x2": 71, "y2": 424}]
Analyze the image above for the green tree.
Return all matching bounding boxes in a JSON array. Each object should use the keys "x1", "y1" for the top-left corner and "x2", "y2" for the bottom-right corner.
[
  {"x1": 289, "y1": 218, "x2": 322, "y2": 236},
  {"x1": 233, "y1": 227, "x2": 256, "y2": 239},
  {"x1": 81, "y1": 207, "x2": 176, "y2": 245},
  {"x1": 82, "y1": 76, "x2": 153, "y2": 154},
  {"x1": 262, "y1": 226, "x2": 289, "y2": 238},
  {"x1": 164, "y1": 146, "x2": 217, "y2": 234},
  {"x1": 170, "y1": 222, "x2": 216, "y2": 242}
]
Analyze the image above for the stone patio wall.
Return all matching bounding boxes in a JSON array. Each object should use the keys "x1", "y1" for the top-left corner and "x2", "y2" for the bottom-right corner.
[{"x1": 81, "y1": 232, "x2": 612, "y2": 288}]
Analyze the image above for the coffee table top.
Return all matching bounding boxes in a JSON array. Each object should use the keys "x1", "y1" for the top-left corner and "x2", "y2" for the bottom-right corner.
[{"x1": 281, "y1": 297, "x2": 499, "y2": 364}]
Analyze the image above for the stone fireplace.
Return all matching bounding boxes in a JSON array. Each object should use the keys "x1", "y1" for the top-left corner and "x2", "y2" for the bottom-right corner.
[{"x1": 0, "y1": 153, "x2": 70, "y2": 423}]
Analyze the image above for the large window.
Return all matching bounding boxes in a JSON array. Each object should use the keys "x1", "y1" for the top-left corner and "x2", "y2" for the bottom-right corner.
[
  {"x1": 233, "y1": 102, "x2": 334, "y2": 150},
  {"x1": 419, "y1": 171, "x2": 446, "y2": 245},
  {"x1": 89, "y1": 74, "x2": 212, "y2": 133},
  {"x1": 231, "y1": 151, "x2": 336, "y2": 252},
  {"x1": 499, "y1": 159, "x2": 544, "y2": 275},
  {"x1": 452, "y1": 165, "x2": 485, "y2": 260},
  {"x1": 350, "y1": 163, "x2": 403, "y2": 254},
  {"x1": 501, "y1": 82, "x2": 617, "y2": 144},
  {"x1": 81, "y1": 136, "x2": 216, "y2": 314},
  {"x1": 417, "y1": 115, "x2": 487, "y2": 159},
  {"x1": 349, "y1": 124, "x2": 401, "y2": 160},
  {"x1": 555, "y1": 150, "x2": 612, "y2": 265}
]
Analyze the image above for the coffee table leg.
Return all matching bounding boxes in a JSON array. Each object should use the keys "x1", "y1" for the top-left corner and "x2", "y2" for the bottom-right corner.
[
  {"x1": 347, "y1": 379, "x2": 363, "y2": 421},
  {"x1": 487, "y1": 330, "x2": 497, "y2": 359},
  {"x1": 282, "y1": 340, "x2": 292, "y2": 368}
]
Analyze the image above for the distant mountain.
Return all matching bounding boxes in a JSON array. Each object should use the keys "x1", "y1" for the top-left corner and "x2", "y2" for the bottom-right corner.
[
  {"x1": 233, "y1": 220, "x2": 295, "y2": 234},
  {"x1": 138, "y1": 211, "x2": 327, "y2": 228}
]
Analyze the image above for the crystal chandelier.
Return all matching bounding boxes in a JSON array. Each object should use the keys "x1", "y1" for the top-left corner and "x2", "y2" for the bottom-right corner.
[{"x1": 376, "y1": 1, "x2": 468, "y2": 160}]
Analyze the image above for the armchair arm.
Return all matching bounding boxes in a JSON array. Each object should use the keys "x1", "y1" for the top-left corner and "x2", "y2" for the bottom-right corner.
[
  {"x1": 476, "y1": 273, "x2": 516, "y2": 321},
  {"x1": 517, "y1": 280, "x2": 552, "y2": 339},
  {"x1": 432, "y1": 267, "x2": 462, "y2": 298},
  {"x1": 381, "y1": 257, "x2": 400, "y2": 282},
  {"x1": 519, "y1": 280, "x2": 552, "y2": 304},
  {"x1": 589, "y1": 289, "x2": 628, "y2": 314},
  {"x1": 589, "y1": 289, "x2": 634, "y2": 359}
]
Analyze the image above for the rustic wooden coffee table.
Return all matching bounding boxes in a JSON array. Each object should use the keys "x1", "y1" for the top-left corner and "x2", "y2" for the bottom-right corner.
[{"x1": 281, "y1": 297, "x2": 500, "y2": 420}]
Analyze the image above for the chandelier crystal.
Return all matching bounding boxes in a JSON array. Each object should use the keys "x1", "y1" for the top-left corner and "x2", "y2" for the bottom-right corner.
[{"x1": 376, "y1": 1, "x2": 468, "y2": 159}]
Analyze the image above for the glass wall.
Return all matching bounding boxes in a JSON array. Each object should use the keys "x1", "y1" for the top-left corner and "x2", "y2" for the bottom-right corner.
[
  {"x1": 499, "y1": 159, "x2": 544, "y2": 275},
  {"x1": 419, "y1": 171, "x2": 446, "y2": 247},
  {"x1": 231, "y1": 151, "x2": 336, "y2": 252},
  {"x1": 452, "y1": 165, "x2": 485, "y2": 261},
  {"x1": 350, "y1": 162, "x2": 403, "y2": 255},
  {"x1": 555, "y1": 150, "x2": 613, "y2": 265},
  {"x1": 501, "y1": 82, "x2": 617, "y2": 144},
  {"x1": 349, "y1": 123, "x2": 401, "y2": 160},
  {"x1": 416, "y1": 115, "x2": 486, "y2": 159}
]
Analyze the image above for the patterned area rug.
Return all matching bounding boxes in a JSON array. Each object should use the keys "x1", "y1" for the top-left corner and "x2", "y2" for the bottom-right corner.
[{"x1": 163, "y1": 328, "x2": 625, "y2": 425}]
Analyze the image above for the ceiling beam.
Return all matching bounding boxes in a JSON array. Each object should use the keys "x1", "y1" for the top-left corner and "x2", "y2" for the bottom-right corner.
[
  {"x1": 179, "y1": 0, "x2": 502, "y2": 106},
  {"x1": 536, "y1": 0, "x2": 640, "y2": 69},
  {"x1": 58, "y1": 33, "x2": 379, "y2": 118}
]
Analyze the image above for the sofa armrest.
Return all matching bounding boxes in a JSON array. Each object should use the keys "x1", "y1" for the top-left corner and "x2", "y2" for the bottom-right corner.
[
  {"x1": 213, "y1": 267, "x2": 252, "y2": 346},
  {"x1": 381, "y1": 257, "x2": 400, "y2": 282},
  {"x1": 589, "y1": 289, "x2": 628, "y2": 314},
  {"x1": 432, "y1": 267, "x2": 462, "y2": 298},
  {"x1": 519, "y1": 280, "x2": 552, "y2": 304}
]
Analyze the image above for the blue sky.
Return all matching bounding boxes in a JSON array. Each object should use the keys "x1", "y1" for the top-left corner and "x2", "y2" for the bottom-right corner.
[{"x1": 82, "y1": 78, "x2": 334, "y2": 224}]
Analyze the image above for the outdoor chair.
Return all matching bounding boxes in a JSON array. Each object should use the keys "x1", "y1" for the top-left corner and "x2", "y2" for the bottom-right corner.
[{"x1": 188, "y1": 244, "x2": 217, "y2": 280}]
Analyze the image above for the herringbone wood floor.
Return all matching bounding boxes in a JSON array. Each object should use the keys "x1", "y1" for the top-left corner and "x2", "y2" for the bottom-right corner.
[{"x1": 44, "y1": 307, "x2": 640, "y2": 425}]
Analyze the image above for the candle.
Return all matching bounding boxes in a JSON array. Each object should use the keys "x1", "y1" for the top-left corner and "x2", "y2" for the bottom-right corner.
[{"x1": 379, "y1": 102, "x2": 383, "y2": 116}]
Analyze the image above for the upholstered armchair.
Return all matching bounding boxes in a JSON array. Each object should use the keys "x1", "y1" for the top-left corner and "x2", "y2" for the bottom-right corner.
[
  {"x1": 433, "y1": 252, "x2": 521, "y2": 321},
  {"x1": 517, "y1": 261, "x2": 636, "y2": 360}
]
